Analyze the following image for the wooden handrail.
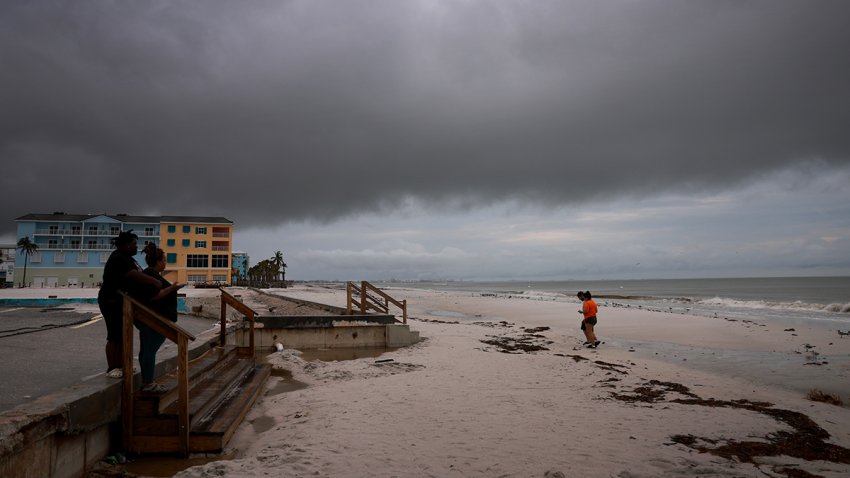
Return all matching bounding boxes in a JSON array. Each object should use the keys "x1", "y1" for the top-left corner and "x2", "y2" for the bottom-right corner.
[
  {"x1": 219, "y1": 288, "x2": 258, "y2": 357},
  {"x1": 120, "y1": 292, "x2": 196, "y2": 456},
  {"x1": 346, "y1": 281, "x2": 407, "y2": 323}
]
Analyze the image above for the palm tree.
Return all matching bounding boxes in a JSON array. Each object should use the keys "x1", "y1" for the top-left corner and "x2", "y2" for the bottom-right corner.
[
  {"x1": 16, "y1": 236, "x2": 39, "y2": 288},
  {"x1": 271, "y1": 251, "x2": 287, "y2": 281}
]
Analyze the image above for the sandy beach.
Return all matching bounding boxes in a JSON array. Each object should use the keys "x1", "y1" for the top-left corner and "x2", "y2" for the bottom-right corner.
[{"x1": 158, "y1": 285, "x2": 850, "y2": 478}]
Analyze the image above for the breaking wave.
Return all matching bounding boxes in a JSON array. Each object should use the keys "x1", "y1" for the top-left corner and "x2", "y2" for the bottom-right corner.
[{"x1": 696, "y1": 297, "x2": 850, "y2": 314}]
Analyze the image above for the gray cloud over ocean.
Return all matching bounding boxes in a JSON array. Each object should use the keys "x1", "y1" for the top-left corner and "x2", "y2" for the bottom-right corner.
[
  {"x1": 0, "y1": 0, "x2": 850, "y2": 278},
  {"x1": 2, "y1": 1, "x2": 849, "y2": 239}
]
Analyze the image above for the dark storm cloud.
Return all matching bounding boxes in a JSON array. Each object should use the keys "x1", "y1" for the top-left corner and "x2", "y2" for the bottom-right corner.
[{"x1": 2, "y1": 0, "x2": 849, "y2": 234}]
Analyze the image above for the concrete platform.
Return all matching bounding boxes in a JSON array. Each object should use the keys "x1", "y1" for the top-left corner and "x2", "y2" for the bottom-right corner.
[{"x1": 0, "y1": 288, "x2": 421, "y2": 478}]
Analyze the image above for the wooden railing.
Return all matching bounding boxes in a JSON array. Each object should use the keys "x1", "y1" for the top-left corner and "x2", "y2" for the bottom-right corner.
[
  {"x1": 120, "y1": 292, "x2": 197, "y2": 455},
  {"x1": 346, "y1": 281, "x2": 407, "y2": 324},
  {"x1": 119, "y1": 288, "x2": 258, "y2": 456},
  {"x1": 219, "y1": 288, "x2": 257, "y2": 357}
]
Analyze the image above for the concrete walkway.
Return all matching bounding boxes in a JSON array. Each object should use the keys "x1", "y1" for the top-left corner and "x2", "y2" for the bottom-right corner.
[{"x1": 0, "y1": 304, "x2": 219, "y2": 413}]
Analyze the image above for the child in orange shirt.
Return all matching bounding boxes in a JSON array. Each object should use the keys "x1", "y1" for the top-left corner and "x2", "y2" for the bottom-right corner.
[{"x1": 578, "y1": 291, "x2": 600, "y2": 348}]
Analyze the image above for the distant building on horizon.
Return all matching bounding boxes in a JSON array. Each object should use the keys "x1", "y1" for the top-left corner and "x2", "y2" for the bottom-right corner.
[
  {"x1": 231, "y1": 251, "x2": 249, "y2": 280},
  {"x1": 14, "y1": 213, "x2": 234, "y2": 287}
]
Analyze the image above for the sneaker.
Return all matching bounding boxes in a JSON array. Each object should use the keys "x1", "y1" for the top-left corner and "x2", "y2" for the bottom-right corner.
[
  {"x1": 587, "y1": 343, "x2": 597, "y2": 349},
  {"x1": 594, "y1": 340, "x2": 601, "y2": 348},
  {"x1": 141, "y1": 383, "x2": 167, "y2": 394},
  {"x1": 106, "y1": 368, "x2": 124, "y2": 379}
]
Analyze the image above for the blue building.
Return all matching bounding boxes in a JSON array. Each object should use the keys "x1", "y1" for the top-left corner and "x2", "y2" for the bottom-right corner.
[
  {"x1": 15, "y1": 212, "x2": 234, "y2": 287},
  {"x1": 231, "y1": 251, "x2": 249, "y2": 280}
]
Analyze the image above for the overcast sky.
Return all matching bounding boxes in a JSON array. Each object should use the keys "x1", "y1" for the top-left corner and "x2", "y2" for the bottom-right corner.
[{"x1": 2, "y1": 1, "x2": 849, "y2": 280}]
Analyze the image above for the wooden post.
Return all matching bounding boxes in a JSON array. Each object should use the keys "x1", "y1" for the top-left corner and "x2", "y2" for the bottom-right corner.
[
  {"x1": 360, "y1": 281, "x2": 367, "y2": 314},
  {"x1": 177, "y1": 334, "x2": 190, "y2": 455},
  {"x1": 219, "y1": 294, "x2": 227, "y2": 346},
  {"x1": 346, "y1": 282, "x2": 352, "y2": 315},
  {"x1": 121, "y1": 297, "x2": 135, "y2": 452},
  {"x1": 248, "y1": 310, "x2": 255, "y2": 358},
  {"x1": 402, "y1": 299, "x2": 407, "y2": 324}
]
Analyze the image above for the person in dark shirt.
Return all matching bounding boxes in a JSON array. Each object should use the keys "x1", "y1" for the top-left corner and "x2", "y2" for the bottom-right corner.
[
  {"x1": 97, "y1": 231, "x2": 162, "y2": 378},
  {"x1": 135, "y1": 243, "x2": 185, "y2": 392}
]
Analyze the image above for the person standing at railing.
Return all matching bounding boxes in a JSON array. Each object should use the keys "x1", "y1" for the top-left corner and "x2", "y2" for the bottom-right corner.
[
  {"x1": 98, "y1": 231, "x2": 162, "y2": 378},
  {"x1": 135, "y1": 243, "x2": 186, "y2": 393}
]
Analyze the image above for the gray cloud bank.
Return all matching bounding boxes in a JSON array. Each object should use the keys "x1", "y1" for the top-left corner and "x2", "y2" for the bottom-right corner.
[{"x1": 2, "y1": 1, "x2": 849, "y2": 234}]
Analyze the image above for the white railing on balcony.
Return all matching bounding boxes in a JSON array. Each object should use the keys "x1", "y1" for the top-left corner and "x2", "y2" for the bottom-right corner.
[
  {"x1": 211, "y1": 246, "x2": 229, "y2": 251},
  {"x1": 36, "y1": 243, "x2": 115, "y2": 250},
  {"x1": 35, "y1": 229, "x2": 82, "y2": 235},
  {"x1": 212, "y1": 232, "x2": 229, "y2": 238}
]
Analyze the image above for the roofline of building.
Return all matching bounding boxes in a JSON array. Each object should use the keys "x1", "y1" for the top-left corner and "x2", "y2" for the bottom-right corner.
[{"x1": 16, "y1": 213, "x2": 232, "y2": 224}]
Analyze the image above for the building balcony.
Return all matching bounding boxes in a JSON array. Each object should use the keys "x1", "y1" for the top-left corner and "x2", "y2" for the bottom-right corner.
[
  {"x1": 212, "y1": 232, "x2": 229, "y2": 238},
  {"x1": 34, "y1": 229, "x2": 83, "y2": 236},
  {"x1": 211, "y1": 246, "x2": 229, "y2": 251},
  {"x1": 37, "y1": 244, "x2": 115, "y2": 250}
]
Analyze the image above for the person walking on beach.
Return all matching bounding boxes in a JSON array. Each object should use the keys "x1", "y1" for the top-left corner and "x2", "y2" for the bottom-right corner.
[
  {"x1": 135, "y1": 243, "x2": 185, "y2": 393},
  {"x1": 579, "y1": 291, "x2": 600, "y2": 349},
  {"x1": 97, "y1": 231, "x2": 162, "y2": 378}
]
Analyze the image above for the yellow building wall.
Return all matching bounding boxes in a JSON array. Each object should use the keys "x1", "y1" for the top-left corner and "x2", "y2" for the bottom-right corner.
[{"x1": 159, "y1": 222, "x2": 232, "y2": 285}]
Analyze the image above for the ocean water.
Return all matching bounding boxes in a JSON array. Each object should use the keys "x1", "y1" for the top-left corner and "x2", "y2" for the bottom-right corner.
[
  {"x1": 379, "y1": 276, "x2": 850, "y2": 328},
  {"x1": 379, "y1": 277, "x2": 850, "y2": 396}
]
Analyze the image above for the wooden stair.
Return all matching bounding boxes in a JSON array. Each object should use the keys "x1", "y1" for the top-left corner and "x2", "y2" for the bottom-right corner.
[{"x1": 128, "y1": 345, "x2": 271, "y2": 454}]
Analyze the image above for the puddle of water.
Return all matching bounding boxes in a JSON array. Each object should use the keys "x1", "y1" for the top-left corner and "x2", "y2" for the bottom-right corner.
[
  {"x1": 250, "y1": 414, "x2": 277, "y2": 433},
  {"x1": 427, "y1": 309, "x2": 492, "y2": 321},
  {"x1": 122, "y1": 452, "x2": 235, "y2": 477},
  {"x1": 266, "y1": 376, "x2": 308, "y2": 396},
  {"x1": 296, "y1": 346, "x2": 397, "y2": 362}
]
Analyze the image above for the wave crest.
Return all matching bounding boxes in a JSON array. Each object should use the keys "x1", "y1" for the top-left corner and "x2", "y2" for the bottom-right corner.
[
  {"x1": 824, "y1": 302, "x2": 850, "y2": 313},
  {"x1": 696, "y1": 297, "x2": 850, "y2": 314}
]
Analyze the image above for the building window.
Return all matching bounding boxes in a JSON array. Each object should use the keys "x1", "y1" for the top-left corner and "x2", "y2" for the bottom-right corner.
[
  {"x1": 187, "y1": 254, "x2": 208, "y2": 268},
  {"x1": 48, "y1": 239, "x2": 58, "y2": 248},
  {"x1": 182, "y1": 239, "x2": 190, "y2": 247},
  {"x1": 212, "y1": 255, "x2": 228, "y2": 268},
  {"x1": 167, "y1": 253, "x2": 177, "y2": 264},
  {"x1": 167, "y1": 239, "x2": 175, "y2": 246},
  {"x1": 71, "y1": 226, "x2": 81, "y2": 234},
  {"x1": 144, "y1": 227, "x2": 155, "y2": 236},
  {"x1": 187, "y1": 274, "x2": 207, "y2": 283},
  {"x1": 212, "y1": 227, "x2": 229, "y2": 238},
  {"x1": 110, "y1": 226, "x2": 119, "y2": 235},
  {"x1": 212, "y1": 241, "x2": 229, "y2": 251},
  {"x1": 212, "y1": 275, "x2": 227, "y2": 282},
  {"x1": 70, "y1": 239, "x2": 80, "y2": 249},
  {"x1": 195, "y1": 240, "x2": 206, "y2": 248},
  {"x1": 88, "y1": 226, "x2": 98, "y2": 235},
  {"x1": 87, "y1": 240, "x2": 97, "y2": 249},
  {"x1": 49, "y1": 225, "x2": 59, "y2": 234},
  {"x1": 168, "y1": 225, "x2": 176, "y2": 233},
  {"x1": 183, "y1": 225, "x2": 190, "y2": 233},
  {"x1": 196, "y1": 227, "x2": 207, "y2": 235}
]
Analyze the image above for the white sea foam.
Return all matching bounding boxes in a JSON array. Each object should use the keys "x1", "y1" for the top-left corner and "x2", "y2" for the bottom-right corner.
[
  {"x1": 520, "y1": 289, "x2": 568, "y2": 300},
  {"x1": 695, "y1": 297, "x2": 850, "y2": 314},
  {"x1": 824, "y1": 302, "x2": 850, "y2": 313}
]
